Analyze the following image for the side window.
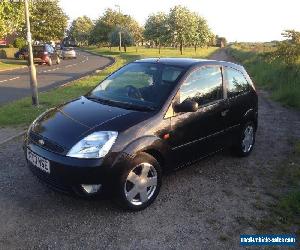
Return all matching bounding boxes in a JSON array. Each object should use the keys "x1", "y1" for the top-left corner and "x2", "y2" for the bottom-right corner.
[
  {"x1": 179, "y1": 66, "x2": 223, "y2": 105},
  {"x1": 226, "y1": 67, "x2": 250, "y2": 98}
]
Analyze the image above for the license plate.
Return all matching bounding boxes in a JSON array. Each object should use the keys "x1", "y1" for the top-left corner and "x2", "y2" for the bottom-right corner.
[{"x1": 27, "y1": 149, "x2": 50, "y2": 174}]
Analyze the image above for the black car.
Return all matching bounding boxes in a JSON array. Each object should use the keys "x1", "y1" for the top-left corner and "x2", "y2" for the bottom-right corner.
[{"x1": 24, "y1": 58, "x2": 258, "y2": 210}]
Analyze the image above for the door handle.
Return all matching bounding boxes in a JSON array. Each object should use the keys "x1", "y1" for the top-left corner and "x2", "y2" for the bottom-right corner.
[{"x1": 221, "y1": 109, "x2": 229, "y2": 117}]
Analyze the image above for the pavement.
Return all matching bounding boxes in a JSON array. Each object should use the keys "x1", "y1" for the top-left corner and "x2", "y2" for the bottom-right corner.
[{"x1": 0, "y1": 49, "x2": 113, "y2": 105}]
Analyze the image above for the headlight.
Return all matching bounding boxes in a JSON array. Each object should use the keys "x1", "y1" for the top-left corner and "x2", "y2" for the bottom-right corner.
[{"x1": 67, "y1": 131, "x2": 118, "y2": 159}]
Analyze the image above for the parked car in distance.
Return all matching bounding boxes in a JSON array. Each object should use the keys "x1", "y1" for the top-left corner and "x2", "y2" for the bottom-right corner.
[
  {"x1": 62, "y1": 47, "x2": 76, "y2": 59},
  {"x1": 33, "y1": 44, "x2": 60, "y2": 66},
  {"x1": 14, "y1": 47, "x2": 28, "y2": 60},
  {"x1": 24, "y1": 58, "x2": 258, "y2": 210}
]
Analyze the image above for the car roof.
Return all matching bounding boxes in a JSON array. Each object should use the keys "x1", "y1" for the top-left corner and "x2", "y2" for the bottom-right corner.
[{"x1": 134, "y1": 58, "x2": 244, "y2": 71}]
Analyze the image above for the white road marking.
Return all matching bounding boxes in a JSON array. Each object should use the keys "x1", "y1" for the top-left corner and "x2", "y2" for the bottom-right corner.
[
  {"x1": 40, "y1": 67, "x2": 60, "y2": 73},
  {"x1": 0, "y1": 76, "x2": 20, "y2": 84},
  {"x1": 36, "y1": 54, "x2": 89, "y2": 72}
]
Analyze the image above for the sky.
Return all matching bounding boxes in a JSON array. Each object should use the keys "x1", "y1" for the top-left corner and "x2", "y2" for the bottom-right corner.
[{"x1": 59, "y1": 0, "x2": 300, "y2": 42}]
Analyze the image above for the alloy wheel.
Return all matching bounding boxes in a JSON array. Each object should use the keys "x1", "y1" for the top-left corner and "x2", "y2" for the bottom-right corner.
[
  {"x1": 124, "y1": 162, "x2": 158, "y2": 206},
  {"x1": 242, "y1": 125, "x2": 254, "y2": 153}
]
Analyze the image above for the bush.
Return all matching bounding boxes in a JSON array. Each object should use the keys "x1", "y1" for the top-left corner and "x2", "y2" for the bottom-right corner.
[
  {"x1": 228, "y1": 44, "x2": 300, "y2": 109},
  {"x1": 13, "y1": 37, "x2": 27, "y2": 49},
  {"x1": 0, "y1": 48, "x2": 19, "y2": 59}
]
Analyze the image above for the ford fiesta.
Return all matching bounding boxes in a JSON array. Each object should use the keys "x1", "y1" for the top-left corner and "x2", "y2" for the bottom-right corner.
[{"x1": 24, "y1": 58, "x2": 258, "y2": 210}]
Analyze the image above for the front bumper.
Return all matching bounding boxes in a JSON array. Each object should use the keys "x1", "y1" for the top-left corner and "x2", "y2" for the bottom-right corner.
[
  {"x1": 25, "y1": 141, "x2": 112, "y2": 195},
  {"x1": 63, "y1": 53, "x2": 76, "y2": 58},
  {"x1": 33, "y1": 56, "x2": 49, "y2": 63}
]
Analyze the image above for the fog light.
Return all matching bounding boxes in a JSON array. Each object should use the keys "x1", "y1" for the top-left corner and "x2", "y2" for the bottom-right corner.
[{"x1": 81, "y1": 184, "x2": 101, "y2": 194}]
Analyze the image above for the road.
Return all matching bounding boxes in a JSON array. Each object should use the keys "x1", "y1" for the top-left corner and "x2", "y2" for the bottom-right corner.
[
  {"x1": 0, "y1": 50, "x2": 299, "y2": 249},
  {"x1": 0, "y1": 50, "x2": 113, "y2": 105}
]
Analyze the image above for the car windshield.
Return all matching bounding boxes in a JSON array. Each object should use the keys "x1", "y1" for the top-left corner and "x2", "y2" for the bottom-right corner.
[{"x1": 87, "y1": 62, "x2": 185, "y2": 111}]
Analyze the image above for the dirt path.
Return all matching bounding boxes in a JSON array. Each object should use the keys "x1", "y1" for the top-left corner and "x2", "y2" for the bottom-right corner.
[
  {"x1": 0, "y1": 49, "x2": 299, "y2": 249},
  {"x1": 210, "y1": 48, "x2": 238, "y2": 62}
]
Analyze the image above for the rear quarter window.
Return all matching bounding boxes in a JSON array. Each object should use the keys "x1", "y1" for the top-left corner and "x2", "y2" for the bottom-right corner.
[{"x1": 225, "y1": 67, "x2": 250, "y2": 98}]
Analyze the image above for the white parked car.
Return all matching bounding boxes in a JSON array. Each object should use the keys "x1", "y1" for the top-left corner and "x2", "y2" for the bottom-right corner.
[{"x1": 62, "y1": 47, "x2": 77, "y2": 59}]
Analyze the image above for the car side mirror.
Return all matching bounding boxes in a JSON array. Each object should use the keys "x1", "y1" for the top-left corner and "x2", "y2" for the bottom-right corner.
[{"x1": 174, "y1": 99, "x2": 199, "y2": 113}]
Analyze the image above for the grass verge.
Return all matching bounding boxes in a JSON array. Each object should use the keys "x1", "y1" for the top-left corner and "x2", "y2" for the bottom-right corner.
[
  {"x1": 258, "y1": 140, "x2": 300, "y2": 235},
  {"x1": 0, "y1": 59, "x2": 27, "y2": 71},
  {"x1": 0, "y1": 46, "x2": 218, "y2": 127},
  {"x1": 228, "y1": 44, "x2": 300, "y2": 109}
]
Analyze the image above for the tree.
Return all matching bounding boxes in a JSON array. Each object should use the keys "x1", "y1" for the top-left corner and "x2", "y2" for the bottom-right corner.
[
  {"x1": 281, "y1": 30, "x2": 300, "y2": 44},
  {"x1": 168, "y1": 6, "x2": 198, "y2": 54},
  {"x1": 193, "y1": 15, "x2": 211, "y2": 51},
  {"x1": 109, "y1": 27, "x2": 134, "y2": 52},
  {"x1": 0, "y1": 0, "x2": 24, "y2": 38},
  {"x1": 13, "y1": 37, "x2": 26, "y2": 49},
  {"x1": 90, "y1": 8, "x2": 126, "y2": 45},
  {"x1": 126, "y1": 18, "x2": 143, "y2": 51},
  {"x1": 271, "y1": 30, "x2": 300, "y2": 66},
  {"x1": 28, "y1": 0, "x2": 68, "y2": 42},
  {"x1": 68, "y1": 16, "x2": 94, "y2": 46},
  {"x1": 90, "y1": 8, "x2": 142, "y2": 49},
  {"x1": 144, "y1": 12, "x2": 169, "y2": 54}
]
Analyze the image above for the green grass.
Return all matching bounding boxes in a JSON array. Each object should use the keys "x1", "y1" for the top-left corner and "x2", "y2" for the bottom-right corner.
[
  {"x1": 0, "y1": 46, "x2": 218, "y2": 127},
  {"x1": 228, "y1": 44, "x2": 300, "y2": 109},
  {"x1": 86, "y1": 46, "x2": 219, "y2": 59},
  {"x1": 0, "y1": 59, "x2": 27, "y2": 70},
  {"x1": 259, "y1": 141, "x2": 300, "y2": 233},
  {"x1": 275, "y1": 141, "x2": 300, "y2": 226}
]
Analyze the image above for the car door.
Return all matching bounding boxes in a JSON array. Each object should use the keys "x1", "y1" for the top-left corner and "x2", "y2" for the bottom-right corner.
[
  {"x1": 223, "y1": 67, "x2": 253, "y2": 142},
  {"x1": 168, "y1": 65, "x2": 228, "y2": 166}
]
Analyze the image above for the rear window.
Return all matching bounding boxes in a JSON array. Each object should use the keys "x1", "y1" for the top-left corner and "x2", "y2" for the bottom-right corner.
[{"x1": 33, "y1": 46, "x2": 44, "y2": 52}]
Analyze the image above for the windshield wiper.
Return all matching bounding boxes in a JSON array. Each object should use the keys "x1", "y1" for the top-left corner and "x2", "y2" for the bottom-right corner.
[
  {"x1": 85, "y1": 96, "x2": 156, "y2": 112},
  {"x1": 117, "y1": 102, "x2": 156, "y2": 111}
]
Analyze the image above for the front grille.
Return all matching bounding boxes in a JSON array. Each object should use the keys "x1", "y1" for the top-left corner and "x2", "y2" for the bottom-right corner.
[
  {"x1": 29, "y1": 163, "x2": 73, "y2": 193},
  {"x1": 29, "y1": 131, "x2": 65, "y2": 154}
]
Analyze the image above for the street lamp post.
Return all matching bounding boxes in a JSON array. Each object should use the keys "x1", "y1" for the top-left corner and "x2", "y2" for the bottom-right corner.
[
  {"x1": 115, "y1": 5, "x2": 122, "y2": 52},
  {"x1": 24, "y1": 0, "x2": 39, "y2": 106},
  {"x1": 118, "y1": 30, "x2": 122, "y2": 52}
]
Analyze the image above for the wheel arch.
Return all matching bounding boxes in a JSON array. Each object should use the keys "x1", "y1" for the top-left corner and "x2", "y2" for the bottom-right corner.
[
  {"x1": 242, "y1": 108, "x2": 258, "y2": 130},
  {"x1": 116, "y1": 135, "x2": 171, "y2": 172}
]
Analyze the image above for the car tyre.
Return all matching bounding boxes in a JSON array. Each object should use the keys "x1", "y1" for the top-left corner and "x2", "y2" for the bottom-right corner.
[
  {"x1": 232, "y1": 121, "x2": 256, "y2": 157},
  {"x1": 114, "y1": 152, "x2": 162, "y2": 211}
]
